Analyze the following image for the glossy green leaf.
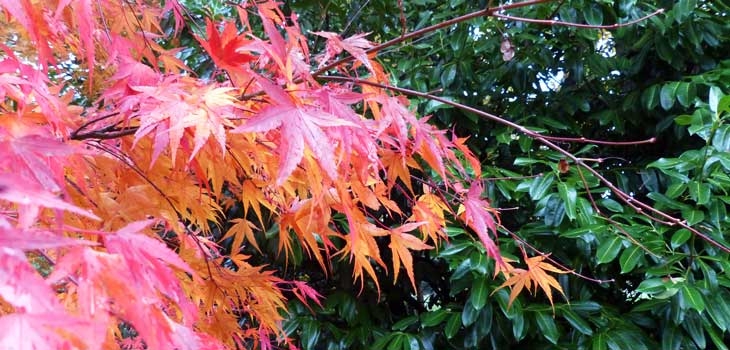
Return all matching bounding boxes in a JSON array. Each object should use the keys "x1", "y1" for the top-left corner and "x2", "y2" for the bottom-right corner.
[
  {"x1": 562, "y1": 308, "x2": 593, "y2": 336},
  {"x1": 421, "y1": 309, "x2": 449, "y2": 327},
  {"x1": 469, "y1": 276, "x2": 488, "y2": 310},
  {"x1": 660, "y1": 82, "x2": 679, "y2": 110},
  {"x1": 600, "y1": 198, "x2": 624, "y2": 213},
  {"x1": 681, "y1": 208, "x2": 705, "y2": 225},
  {"x1": 670, "y1": 229, "x2": 691, "y2": 249},
  {"x1": 680, "y1": 285, "x2": 706, "y2": 312},
  {"x1": 712, "y1": 124, "x2": 730, "y2": 151},
  {"x1": 662, "y1": 325, "x2": 682, "y2": 350},
  {"x1": 675, "y1": 82, "x2": 696, "y2": 107},
  {"x1": 558, "y1": 182, "x2": 577, "y2": 221},
  {"x1": 709, "y1": 86, "x2": 723, "y2": 112},
  {"x1": 512, "y1": 312, "x2": 526, "y2": 341},
  {"x1": 584, "y1": 3, "x2": 604, "y2": 25},
  {"x1": 529, "y1": 173, "x2": 555, "y2": 201},
  {"x1": 706, "y1": 291, "x2": 730, "y2": 331},
  {"x1": 535, "y1": 311, "x2": 559, "y2": 344},
  {"x1": 387, "y1": 333, "x2": 404, "y2": 350},
  {"x1": 705, "y1": 318, "x2": 730, "y2": 350},
  {"x1": 592, "y1": 332, "x2": 608, "y2": 350},
  {"x1": 597, "y1": 236, "x2": 624, "y2": 264},
  {"x1": 641, "y1": 85, "x2": 660, "y2": 110},
  {"x1": 438, "y1": 241, "x2": 473, "y2": 258},
  {"x1": 301, "y1": 320, "x2": 321, "y2": 350},
  {"x1": 688, "y1": 181, "x2": 711, "y2": 205},
  {"x1": 392, "y1": 315, "x2": 418, "y2": 331},
  {"x1": 445, "y1": 313, "x2": 461, "y2": 339},
  {"x1": 682, "y1": 311, "x2": 706, "y2": 349},
  {"x1": 461, "y1": 300, "x2": 479, "y2": 326},
  {"x1": 619, "y1": 245, "x2": 642, "y2": 273}
]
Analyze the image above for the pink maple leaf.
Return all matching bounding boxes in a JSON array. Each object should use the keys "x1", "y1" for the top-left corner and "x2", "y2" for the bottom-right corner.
[
  {"x1": 231, "y1": 76, "x2": 357, "y2": 185},
  {"x1": 459, "y1": 181, "x2": 503, "y2": 266},
  {"x1": 312, "y1": 31, "x2": 374, "y2": 71}
]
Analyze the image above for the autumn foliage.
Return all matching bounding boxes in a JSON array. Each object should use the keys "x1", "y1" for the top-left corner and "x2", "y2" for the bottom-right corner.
[{"x1": 0, "y1": 0, "x2": 565, "y2": 348}]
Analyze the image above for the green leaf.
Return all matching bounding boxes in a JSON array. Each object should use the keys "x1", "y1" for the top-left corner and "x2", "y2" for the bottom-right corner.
[
  {"x1": 445, "y1": 313, "x2": 461, "y2": 339},
  {"x1": 570, "y1": 301, "x2": 602, "y2": 313},
  {"x1": 660, "y1": 82, "x2": 679, "y2": 110},
  {"x1": 558, "y1": 182, "x2": 577, "y2": 221},
  {"x1": 709, "y1": 199, "x2": 728, "y2": 226},
  {"x1": 403, "y1": 334, "x2": 421, "y2": 350},
  {"x1": 662, "y1": 325, "x2": 681, "y2": 350},
  {"x1": 421, "y1": 309, "x2": 449, "y2": 327},
  {"x1": 529, "y1": 173, "x2": 555, "y2": 201},
  {"x1": 641, "y1": 85, "x2": 660, "y2": 110},
  {"x1": 561, "y1": 224, "x2": 606, "y2": 238},
  {"x1": 584, "y1": 3, "x2": 604, "y2": 25},
  {"x1": 681, "y1": 208, "x2": 705, "y2": 225},
  {"x1": 461, "y1": 300, "x2": 479, "y2": 326},
  {"x1": 705, "y1": 317, "x2": 730, "y2": 350},
  {"x1": 680, "y1": 285, "x2": 706, "y2": 312},
  {"x1": 718, "y1": 95, "x2": 730, "y2": 115},
  {"x1": 670, "y1": 229, "x2": 691, "y2": 249},
  {"x1": 636, "y1": 278, "x2": 668, "y2": 294},
  {"x1": 665, "y1": 183, "x2": 686, "y2": 199},
  {"x1": 674, "y1": 114, "x2": 694, "y2": 125},
  {"x1": 709, "y1": 86, "x2": 723, "y2": 112},
  {"x1": 706, "y1": 291, "x2": 730, "y2": 331},
  {"x1": 469, "y1": 276, "x2": 488, "y2": 310},
  {"x1": 682, "y1": 311, "x2": 705, "y2": 349},
  {"x1": 535, "y1": 311, "x2": 559, "y2": 344},
  {"x1": 592, "y1": 332, "x2": 608, "y2": 350},
  {"x1": 392, "y1": 315, "x2": 419, "y2": 331},
  {"x1": 512, "y1": 312, "x2": 526, "y2": 341},
  {"x1": 562, "y1": 308, "x2": 593, "y2": 336},
  {"x1": 688, "y1": 181, "x2": 711, "y2": 205},
  {"x1": 619, "y1": 245, "x2": 642, "y2": 273},
  {"x1": 438, "y1": 241, "x2": 473, "y2": 258},
  {"x1": 712, "y1": 124, "x2": 730, "y2": 151},
  {"x1": 440, "y1": 64, "x2": 456, "y2": 88},
  {"x1": 596, "y1": 236, "x2": 624, "y2": 264},
  {"x1": 387, "y1": 333, "x2": 404, "y2": 350},
  {"x1": 676, "y1": 82, "x2": 696, "y2": 107},
  {"x1": 301, "y1": 320, "x2": 320, "y2": 350},
  {"x1": 600, "y1": 198, "x2": 623, "y2": 213}
]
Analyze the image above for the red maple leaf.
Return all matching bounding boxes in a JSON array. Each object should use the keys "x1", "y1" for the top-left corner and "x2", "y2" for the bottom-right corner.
[{"x1": 196, "y1": 19, "x2": 255, "y2": 81}]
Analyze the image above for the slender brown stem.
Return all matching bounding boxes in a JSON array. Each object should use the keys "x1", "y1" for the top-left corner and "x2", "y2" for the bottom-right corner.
[
  {"x1": 310, "y1": 0, "x2": 554, "y2": 77},
  {"x1": 494, "y1": 9, "x2": 664, "y2": 30},
  {"x1": 542, "y1": 135, "x2": 656, "y2": 146},
  {"x1": 321, "y1": 75, "x2": 730, "y2": 254}
]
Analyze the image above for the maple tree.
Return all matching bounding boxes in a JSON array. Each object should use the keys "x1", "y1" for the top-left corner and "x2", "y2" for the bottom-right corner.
[{"x1": 0, "y1": 0, "x2": 564, "y2": 348}]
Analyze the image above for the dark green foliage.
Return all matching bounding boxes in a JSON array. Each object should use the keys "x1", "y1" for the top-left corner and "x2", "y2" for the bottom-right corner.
[{"x1": 179, "y1": 0, "x2": 730, "y2": 348}]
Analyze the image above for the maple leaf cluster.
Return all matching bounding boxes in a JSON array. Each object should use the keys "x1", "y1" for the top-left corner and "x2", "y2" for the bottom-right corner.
[{"x1": 0, "y1": 0, "x2": 567, "y2": 348}]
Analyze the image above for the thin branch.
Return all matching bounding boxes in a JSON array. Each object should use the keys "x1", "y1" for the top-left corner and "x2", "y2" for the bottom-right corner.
[
  {"x1": 311, "y1": 0, "x2": 554, "y2": 77},
  {"x1": 493, "y1": 9, "x2": 664, "y2": 30},
  {"x1": 320, "y1": 75, "x2": 730, "y2": 254},
  {"x1": 541, "y1": 135, "x2": 656, "y2": 146},
  {"x1": 71, "y1": 127, "x2": 138, "y2": 141}
]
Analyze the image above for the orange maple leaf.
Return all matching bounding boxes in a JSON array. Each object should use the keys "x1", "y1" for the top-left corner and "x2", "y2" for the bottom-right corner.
[
  {"x1": 389, "y1": 222, "x2": 433, "y2": 290},
  {"x1": 493, "y1": 255, "x2": 569, "y2": 309}
]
